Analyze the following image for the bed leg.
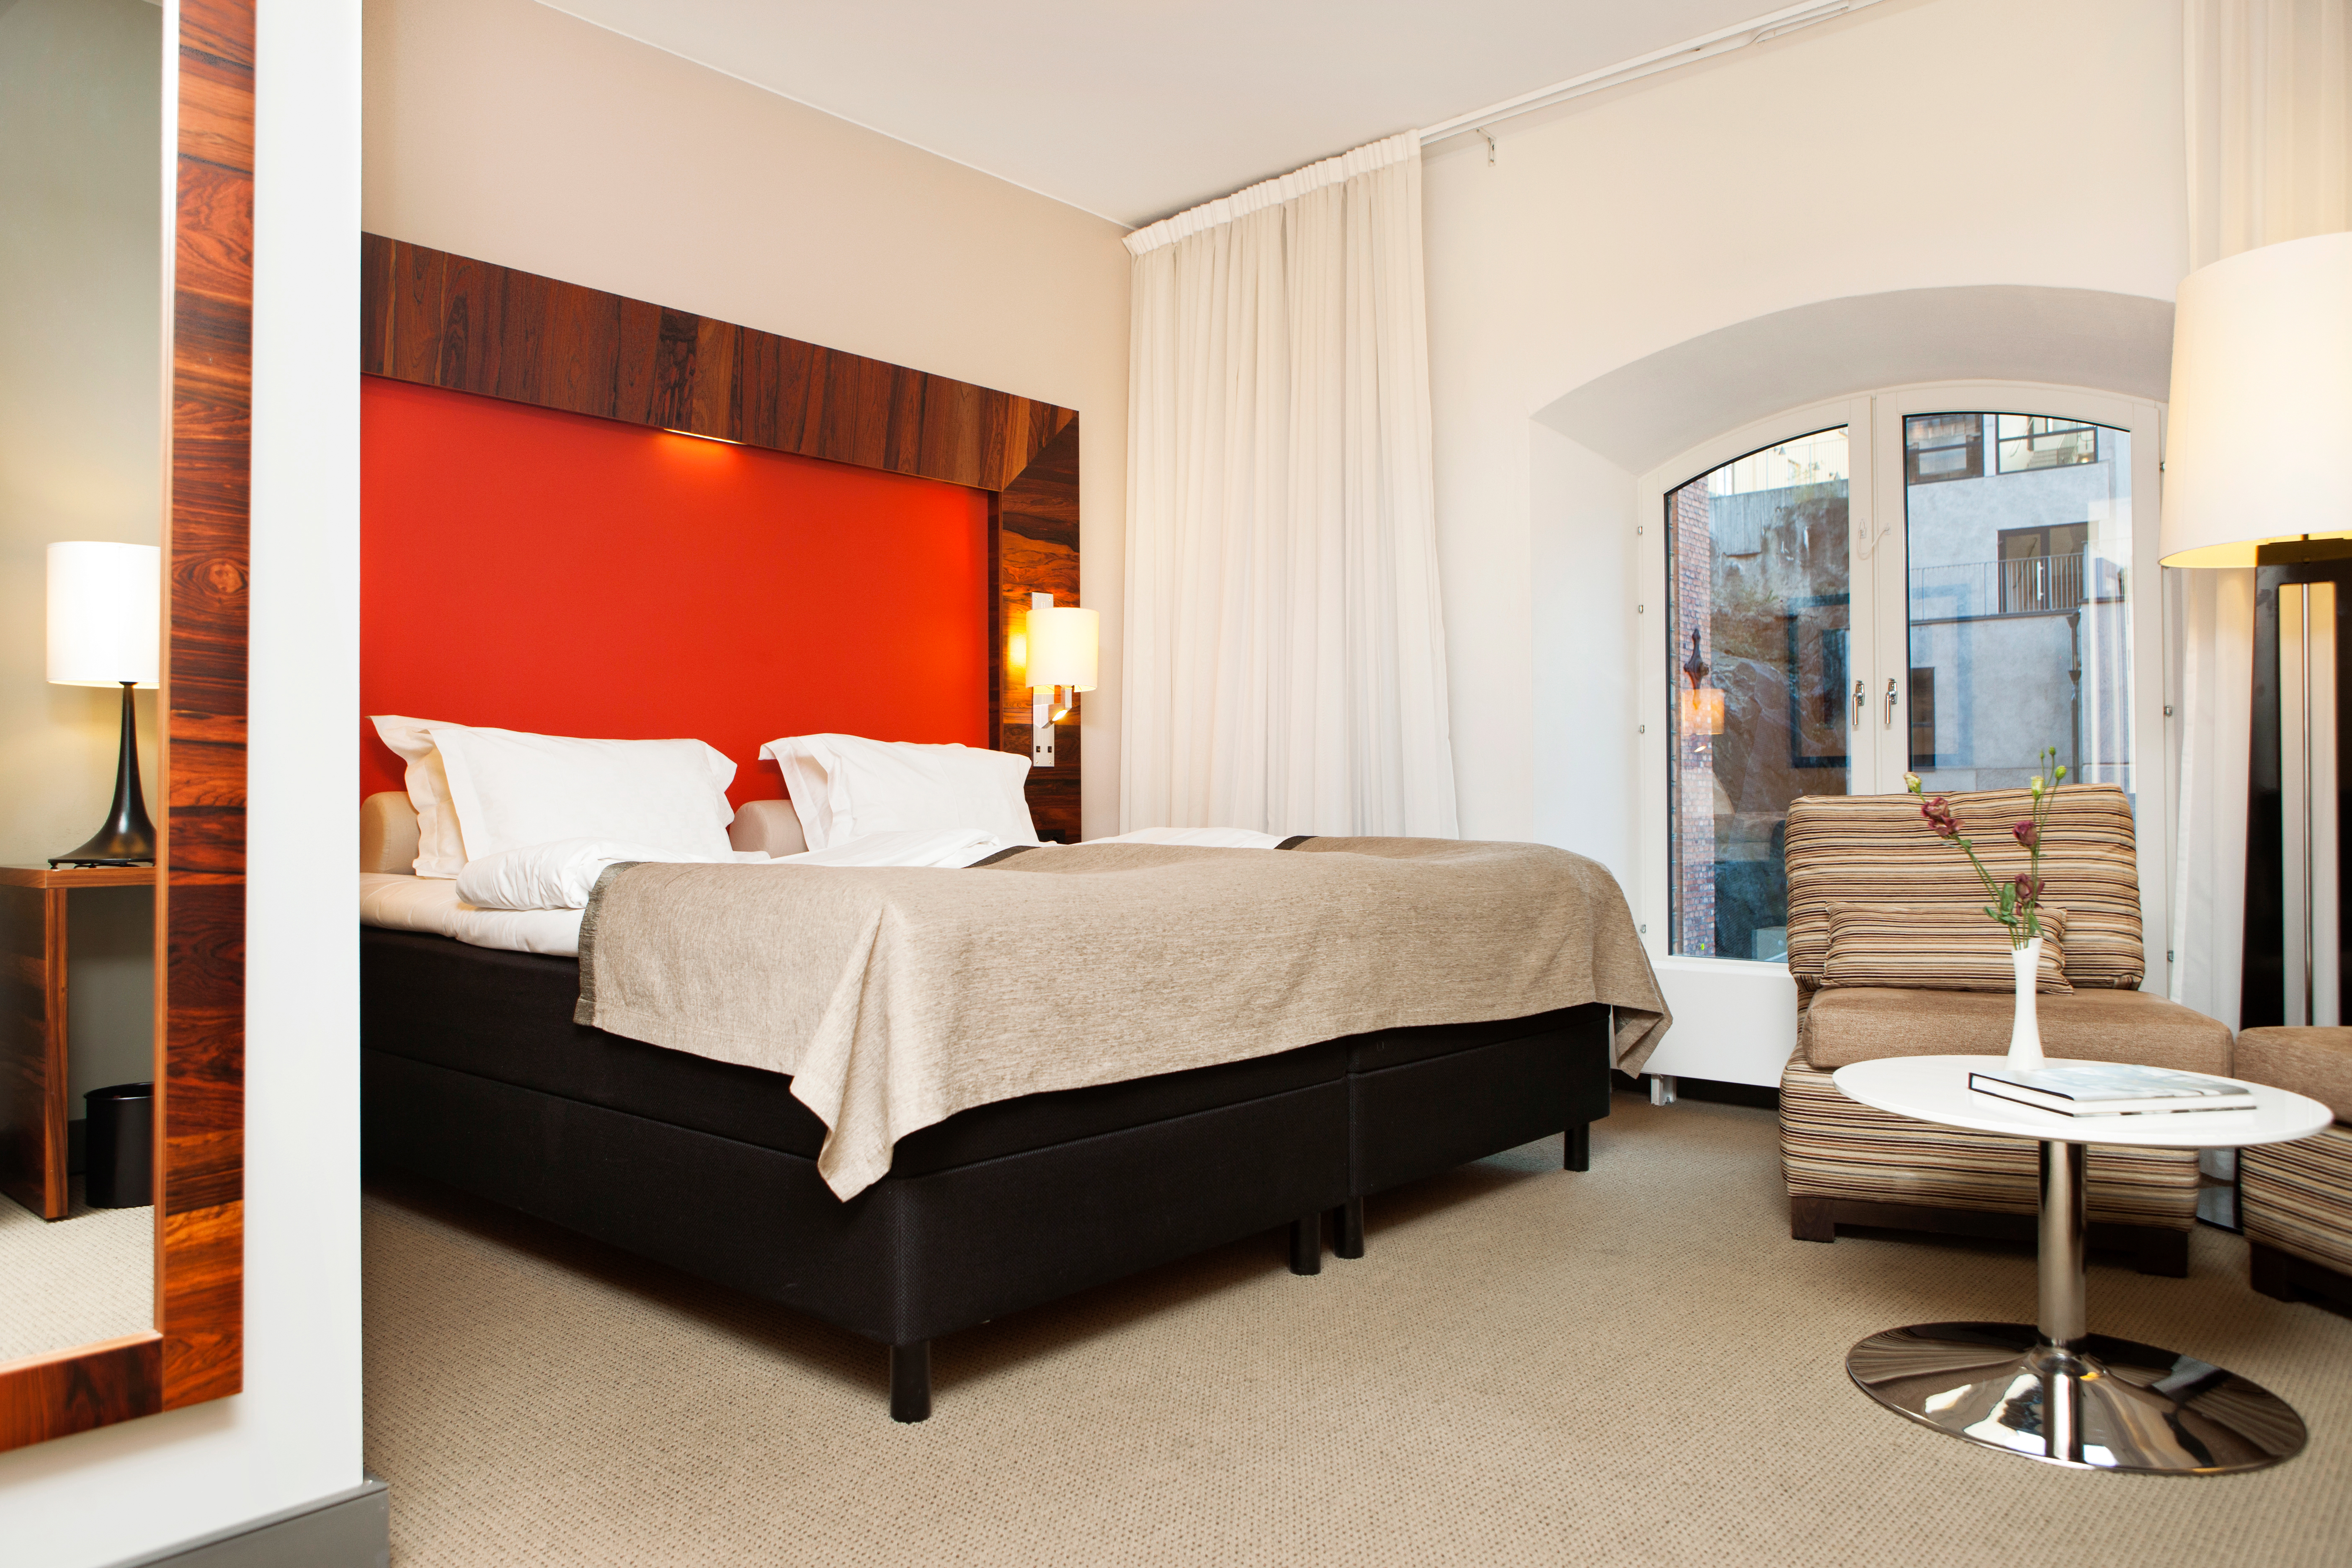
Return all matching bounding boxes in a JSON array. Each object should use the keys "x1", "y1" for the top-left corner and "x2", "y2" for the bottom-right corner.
[
  {"x1": 889, "y1": 1341, "x2": 931, "y2": 1423},
  {"x1": 1330, "y1": 1199, "x2": 1366, "y2": 1260},
  {"x1": 1565, "y1": 1123, "x2": 1590, "y2": 1172},
  {"x1": 1288, "y1": 1215, "x2": 1322, "y2": 1275}
]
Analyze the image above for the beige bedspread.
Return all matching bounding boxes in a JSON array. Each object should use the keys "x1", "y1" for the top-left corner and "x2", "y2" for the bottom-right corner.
[{"x1": 576, "y1": 838, "x2": 1669, "y2": 1198}]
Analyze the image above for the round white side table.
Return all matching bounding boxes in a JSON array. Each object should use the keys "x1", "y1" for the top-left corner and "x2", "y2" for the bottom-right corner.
[{"x1": 1831, "y1": 1054, "x2": 2332, "y2": 1475}]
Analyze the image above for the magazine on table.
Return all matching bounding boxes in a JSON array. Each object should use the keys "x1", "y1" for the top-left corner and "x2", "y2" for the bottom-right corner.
[{"x1": 1967, "y1": 1061, "x2": 2254, "y2": 1118}]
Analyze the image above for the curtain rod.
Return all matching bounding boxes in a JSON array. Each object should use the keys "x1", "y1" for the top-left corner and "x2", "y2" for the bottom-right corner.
[{"x1": 1417, "y1": 0, "x2": 1885, "y2": 147}]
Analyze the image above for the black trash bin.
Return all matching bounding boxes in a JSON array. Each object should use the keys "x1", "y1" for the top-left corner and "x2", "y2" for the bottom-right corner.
[{"x1": 85, "y1": 1082, "x2": 154, "y2": 1209}]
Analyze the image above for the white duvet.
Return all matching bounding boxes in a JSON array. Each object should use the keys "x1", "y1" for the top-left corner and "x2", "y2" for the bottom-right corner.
[{"x1": 361, "y1": 824, "x2": 1291, "y2": 954}]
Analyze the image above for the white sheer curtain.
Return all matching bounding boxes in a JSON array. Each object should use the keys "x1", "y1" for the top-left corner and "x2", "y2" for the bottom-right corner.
[
  {"x1": 2186, "y1": 0, "x2": 2352, "y2": 268},
  {"x1": 1122, "y1": 132, "x2": 1457, "y2": 838},
  {"x1": 2169, "y1": 0, "x2": 2351, "y2": 1025},
  {"x1": 2168, "y1": 569, "x2": 2254, "y2": 1024}
]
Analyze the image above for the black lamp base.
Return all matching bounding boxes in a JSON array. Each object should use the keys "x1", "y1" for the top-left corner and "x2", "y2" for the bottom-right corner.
[{"x1": 52, "y1": 682, "x2": 156, "y2": 868}]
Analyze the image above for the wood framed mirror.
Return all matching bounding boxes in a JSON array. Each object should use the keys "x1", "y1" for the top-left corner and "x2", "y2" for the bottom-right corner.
[{"x1": 0, "y1": 0, "x2": 251, "y2": 1452}]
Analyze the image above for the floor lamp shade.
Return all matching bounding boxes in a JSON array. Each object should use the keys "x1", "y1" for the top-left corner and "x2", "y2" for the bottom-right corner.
[
  {"x1": 47, "y1": 541, "x2": 161, "y2": 688},
  {"x1": 2161, "y1": 232, "x2": 2352, "y2": 567}
]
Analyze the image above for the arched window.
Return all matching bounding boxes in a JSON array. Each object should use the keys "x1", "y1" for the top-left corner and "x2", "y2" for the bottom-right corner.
[{"x1": 1633, "y1": 383, "x2": 2164, "y2": 1089}]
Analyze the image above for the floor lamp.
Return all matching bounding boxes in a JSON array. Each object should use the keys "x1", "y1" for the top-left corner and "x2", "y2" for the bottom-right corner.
[{"x1": 2161, "y1": 232, "x2": 2352, "y2": 1025}]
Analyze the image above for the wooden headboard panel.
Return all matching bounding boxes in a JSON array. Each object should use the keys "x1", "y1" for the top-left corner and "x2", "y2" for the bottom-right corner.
[{"x1": 358, "y1": 235, "x2": 1082, "y2": 841}]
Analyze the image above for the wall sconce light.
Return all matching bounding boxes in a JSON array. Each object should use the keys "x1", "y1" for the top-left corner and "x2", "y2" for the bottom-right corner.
[
  {"x1": 1679, "y1": 689, "x2": 1725, "y2": 736},
  {"x1": 48, "y1": 541, "x2": 161, "y2": 866},
  {"x1": 1025, "y1": 592, "x2": 1098, "y2": 768},
  {"x1": 1679, "y1": 628, "x2": 1723, "y2": 745}
]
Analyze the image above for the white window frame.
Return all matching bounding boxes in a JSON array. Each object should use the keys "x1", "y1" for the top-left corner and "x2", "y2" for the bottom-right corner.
[
  {"x1": 1636, "y1": 381, "x2": 2169, "y2": 991},
  {"x1": 1634, "y1": 395, "x2": 1874, "y2": 970}
]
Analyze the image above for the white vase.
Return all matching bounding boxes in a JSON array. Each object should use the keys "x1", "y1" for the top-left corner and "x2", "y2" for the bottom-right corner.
[{"x1": 2007, "y1": 937, "x2": 2046, "y2": 1073}]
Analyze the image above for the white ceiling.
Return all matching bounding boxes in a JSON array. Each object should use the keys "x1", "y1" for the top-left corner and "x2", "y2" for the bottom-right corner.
[{"x1": 538, "y1": 0, "x2": 1779, "y2": 229}]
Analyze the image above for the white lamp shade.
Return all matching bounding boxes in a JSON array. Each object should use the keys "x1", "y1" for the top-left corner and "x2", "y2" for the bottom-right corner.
[
  {"x1": 2161, "y1": 232, "x2": 2352, "y2": 567},
  {"x1": 1027, "y1": 605, "x2": 1099, "y2": 691},
  {"x1": 47, "y1": 541, "x2": 161, "y2": 688}
]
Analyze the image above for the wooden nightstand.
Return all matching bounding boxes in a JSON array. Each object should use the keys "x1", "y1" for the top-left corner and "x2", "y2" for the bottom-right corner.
[{"x1": 0, "y1": 864, "x2": 156, "y2": 1220}]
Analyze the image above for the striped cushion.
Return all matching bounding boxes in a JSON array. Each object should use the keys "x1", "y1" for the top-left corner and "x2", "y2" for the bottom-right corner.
[
  {"x1": 1781, "y1": 1052, "x2": 2198, "y2": 1225},
  {"x1": 1786, "y1": 784, "x2": 2142, "y2": 990},
  {"x1": 2243, "y1": 1123, "x2": 2352, "y2": 1276},
  {"x1": 1821, "y1": 902, "x2": 2071, "y2": 993}
]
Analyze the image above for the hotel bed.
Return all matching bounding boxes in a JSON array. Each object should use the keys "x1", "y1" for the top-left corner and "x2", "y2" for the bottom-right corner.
[{"x1": 359, "y1": 791, "x2": 1666, "y2": 1421}]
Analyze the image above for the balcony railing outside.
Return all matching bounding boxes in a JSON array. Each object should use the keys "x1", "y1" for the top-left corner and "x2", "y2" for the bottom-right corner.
[{"x1": 1908, "y1": 553, "x2": 2122, "y2": 620}]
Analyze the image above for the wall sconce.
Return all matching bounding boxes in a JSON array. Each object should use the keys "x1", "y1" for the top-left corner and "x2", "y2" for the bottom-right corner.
[
  {"x1": 1679, "y1": 627, "x2": 1723, "y2": 757},
  {"x1": 1679, "y1": 689, "x2": 1725, "y2": 736},
  {"x1": 1025, "y1": 592, "x2": 1098, "y2": 767},
  {"x1": 48, "y1": 541, "x2": 161, "y2": 866}
]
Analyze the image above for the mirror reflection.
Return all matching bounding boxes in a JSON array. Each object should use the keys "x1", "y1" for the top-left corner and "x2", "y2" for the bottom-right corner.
[{"x1": 0, "y1": 0, "x2": 163, "y2": 1366}]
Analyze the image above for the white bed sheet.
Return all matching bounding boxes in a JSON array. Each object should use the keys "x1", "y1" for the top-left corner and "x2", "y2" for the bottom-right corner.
[
  {"x1": 361, "y1": 872, "x2": 586, "y2": 956},
  {"x1": 360, "y1": 826, "x2": 1285, "y2": 956}
]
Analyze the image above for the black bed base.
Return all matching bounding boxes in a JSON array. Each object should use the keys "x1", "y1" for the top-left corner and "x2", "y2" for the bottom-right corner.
[{"x1": 361, "y1": 928, "x2": 1611, "y2": 1420}]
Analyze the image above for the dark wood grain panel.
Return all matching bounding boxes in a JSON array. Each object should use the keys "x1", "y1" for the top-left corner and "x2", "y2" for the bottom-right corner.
[
  {"x1": 0, "y1": 867, "x2": 159, "y2": 889},
  {"x1": 614, "y1": 296, "x2": 662, "y2": 426},
  {"x1": 544, "y1": 279, "x2": 622, "y2": 418},
  {"x1": 359, "y1": 237, "x2": 1078, "y2": 493},
  {"x1": 492, "y1": 267, "x2": 555, "y2": 410},
  {"x1": 159, "y1": 0, "x2": 252, "y2": 1415},
  {"x1": 0, "y1": 1338, "x2": 162, "y2": 1452},
  {"x1": 735, "y1": 328, "x2": 783, "y2": 450},
  {"x1": 686, "y1": 317, "x2": 736, "y2": 440},
  {"x1": 441, "y1": 248, "x2": 503, "y2": 396},
  {"x1": 359, "y1": 232, "x2": 390, "y2": 375},
  {"x1": 159, "y1": 1202, "x2": 242, "y2": 1410},
  {"x1": 0, "y1": 886, "x2": 64, "y2": 1220},
  {"x1": 1024, "y1": 775, "x2": 1083, "y2": 846},
  {"x1": 993, "y1": 419, "x2": 1086, "y2": 842}
]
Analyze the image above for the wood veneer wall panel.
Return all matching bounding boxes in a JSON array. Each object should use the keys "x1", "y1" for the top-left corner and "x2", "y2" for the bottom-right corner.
[
  {"x1": 359, "y1": 236, "x2": 1085, "y2": 832},
  {"x1": 0, "y1": 887, "x2": 64, "y2": 1219},
  {"x1": 995, "y1": 419, "x2": 1084, "y2": 843},
  {"x1": 0, "y1": 1337, "x2": 162, "y2": 1452},
  {"x1": 159, "y1": 0, "x2": 252, "y2": 1415},
  {"x1": 358, "y1": 237, "x2": 1078, "y2": 495}
]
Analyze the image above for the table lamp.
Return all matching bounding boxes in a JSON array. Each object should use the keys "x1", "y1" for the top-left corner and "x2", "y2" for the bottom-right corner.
[
  {"x1": 1025, "y1": 593, "x2": 1098, "y2": 767},
  {"x1": 2161, "y1": 232, "x2": 2352, "y2": 1024},
  {"x1": 48, "y1": 541, "x2": 161, "y2": 867}
]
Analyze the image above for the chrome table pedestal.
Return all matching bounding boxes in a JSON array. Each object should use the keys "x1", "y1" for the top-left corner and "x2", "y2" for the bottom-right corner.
[{"x1": 1846, "y1": 1140, "x2": 2306, "y2": 1475}]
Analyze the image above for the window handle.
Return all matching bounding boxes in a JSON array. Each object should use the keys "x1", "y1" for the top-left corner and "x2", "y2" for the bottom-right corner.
[
  {"x1": 1852, "y1": 680, "x2": 1865, "y2": 730},
  {"x1": 1885, "y1": 677, "x2": 1899, "y2": 728}
]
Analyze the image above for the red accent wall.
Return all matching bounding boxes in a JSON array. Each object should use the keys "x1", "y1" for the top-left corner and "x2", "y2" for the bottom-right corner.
[{"x1": 360, "y1": 377, "x2": 988, "y2": 805}]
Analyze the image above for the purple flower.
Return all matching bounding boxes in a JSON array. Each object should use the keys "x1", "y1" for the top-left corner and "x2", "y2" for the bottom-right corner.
[
  {"x1": 2013, "y1": 872, "x2": 2039, "y2": 904},
  {"x1": 1921, "y1": 797, "x2": 1959, "y2": 839},
  {"x1": 2013, "y1": 820, "x2": 2037, "y2": 849}
]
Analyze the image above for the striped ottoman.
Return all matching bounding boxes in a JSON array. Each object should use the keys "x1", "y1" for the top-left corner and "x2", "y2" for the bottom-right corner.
[{"x1": 2236, "y1": 1026, "x2": 2352, "y2": 1310}]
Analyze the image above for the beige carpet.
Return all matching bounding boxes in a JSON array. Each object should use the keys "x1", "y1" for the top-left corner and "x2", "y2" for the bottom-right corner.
[
  {"x1": 0, "y1": 1179, "x2": 152, "y2": 1365},
  {"x1": 364, "y1": 1094, "x2": 2352, "y2": 1566}
]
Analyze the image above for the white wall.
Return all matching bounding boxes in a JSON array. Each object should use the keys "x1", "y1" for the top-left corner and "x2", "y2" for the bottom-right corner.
[
  {"x1": 363, "y1": 0, "x2": 1134, "y2": 838},
  {"x1": 1421, "y1": 0, "x2": 2189, "y2": 858},
  {"x1": 0, "y1": 1, "x2": 369, "y2": 1563},
  {"x1": 0, "y1": 0, "x2": 162, "y2": 1099}
]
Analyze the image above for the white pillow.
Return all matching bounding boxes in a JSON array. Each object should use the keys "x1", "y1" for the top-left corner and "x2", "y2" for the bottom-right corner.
[
  {"x1": 368, "y1": 715, "x2": 471, "y2": 878},
  {"x1": 758, "y1": 734, "x2": 1035, "y2": 850},
  {"x1": 430, "y1": 727, "x2": 738, "y2": 864}
]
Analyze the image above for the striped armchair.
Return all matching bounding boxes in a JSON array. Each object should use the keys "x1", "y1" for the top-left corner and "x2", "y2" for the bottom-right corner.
[
  {"x1": 2235, "y1": 1028, "x2": 2352, "y2": 1310},
  {"x1": 1777, "y1": 784, "x2": 2230, "y2": 1276}
]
